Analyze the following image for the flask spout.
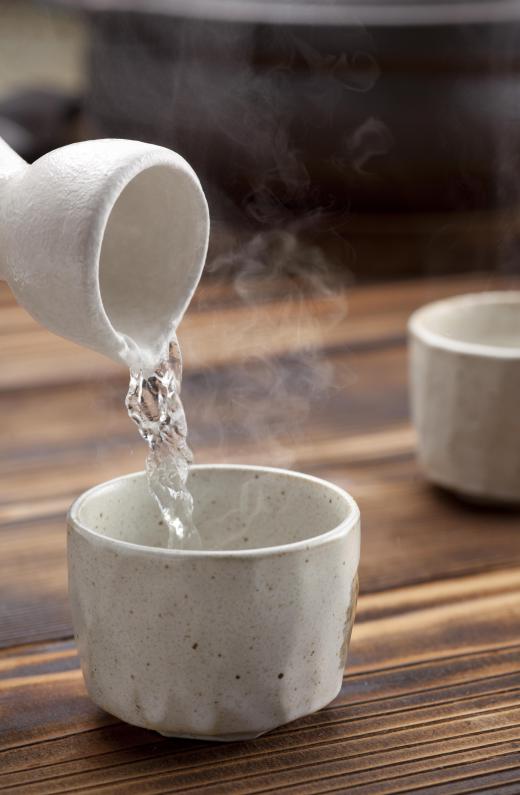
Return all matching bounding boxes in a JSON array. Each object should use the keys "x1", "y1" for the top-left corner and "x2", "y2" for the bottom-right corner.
[{"x1": 0, "y1": 138, "x2": 209, "y2": 367}]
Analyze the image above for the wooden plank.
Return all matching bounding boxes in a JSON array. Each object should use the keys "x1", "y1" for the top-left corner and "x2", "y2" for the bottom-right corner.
[
  {"x1": 0, "y1": 273, "x2": 518, "y2": 391},
  {"x1": 324, "y1": 460, "x2": 520, "y2": 592},
  {"x1": 0, "y1": 634, "x2": 519, "y2": 793},
  {"x1": 0, "y1": 344, "x2": 409, "y2": 464},
  {"x1": 1, "y1": 641, "x2": 518, "y2": 763}
]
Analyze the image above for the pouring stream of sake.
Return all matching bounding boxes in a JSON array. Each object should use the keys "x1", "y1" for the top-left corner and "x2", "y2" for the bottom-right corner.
[{"x1": 125, "y1": 338, "x2": 201, "y2": 550}]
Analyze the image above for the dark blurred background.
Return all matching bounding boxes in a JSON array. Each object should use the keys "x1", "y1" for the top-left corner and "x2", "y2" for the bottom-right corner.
[{"x1": 2, "y1": 0, "x2": 520, "y2": 284}]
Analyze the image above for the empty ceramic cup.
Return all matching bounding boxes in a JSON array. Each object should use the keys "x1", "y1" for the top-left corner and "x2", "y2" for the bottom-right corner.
[
  {"x1": 67, "y1": 465, "x2": 360, "y2": 740},
  {"x1": 409, "y1": 291, "x2": 520, "y2": 503}
]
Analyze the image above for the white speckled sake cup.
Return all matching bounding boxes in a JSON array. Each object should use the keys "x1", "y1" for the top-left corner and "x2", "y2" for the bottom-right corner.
[
  {"x1": 67, "y1": 465, "x2": 360, "y2": 741},
  {"x1": 409, "y1": 291, "x2": 520, "y2": 503}
]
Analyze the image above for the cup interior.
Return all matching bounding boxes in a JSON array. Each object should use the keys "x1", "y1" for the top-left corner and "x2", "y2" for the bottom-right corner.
[
  {"x1": 71, "y1": 466, "x2": 357, "y2": 552},
  {"x1": 411, "y1": 292, "x2": 520, "y2": 353}
]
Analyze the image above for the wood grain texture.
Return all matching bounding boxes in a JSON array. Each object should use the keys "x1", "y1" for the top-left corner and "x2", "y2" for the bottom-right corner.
[
  {"x1": 0, "y1": 344, "x2": 409, "y2": 463},
  {"x1": 1, "y1": 637, "x2": 519, "y2": 793},
  {"x1": 1, "y1": 273, "x2": 519, "y2": 792},
  {"x1": 0, "y1": 273, "x2": 517, "y2": 391}
]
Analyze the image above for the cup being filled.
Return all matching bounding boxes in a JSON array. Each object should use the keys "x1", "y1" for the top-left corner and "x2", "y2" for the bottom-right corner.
[{"x1": 67, "y1": 465, "x2": 360, "y2": 740}]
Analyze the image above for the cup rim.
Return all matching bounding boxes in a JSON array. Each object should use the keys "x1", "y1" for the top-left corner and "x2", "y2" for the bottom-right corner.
[
  {"x1": 408, "y1": 290, "x2": 520, "y2": 359},
  {"x1": 67, "y1": 464, "x2": 360, "y2": 558}
]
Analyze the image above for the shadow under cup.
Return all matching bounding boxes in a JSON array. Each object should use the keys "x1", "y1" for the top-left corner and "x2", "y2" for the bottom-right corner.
[{"x1": 67, "y1": 465, "x2": 360, "y2": 740}]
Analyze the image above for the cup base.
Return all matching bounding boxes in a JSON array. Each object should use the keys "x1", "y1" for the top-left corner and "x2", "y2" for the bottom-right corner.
[{"x1": 158, "y1": 729, "x2": 266, "y2": 742}]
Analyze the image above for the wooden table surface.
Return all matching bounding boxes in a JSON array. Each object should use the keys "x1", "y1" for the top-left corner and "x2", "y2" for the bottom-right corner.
[{"x1": 1, "y1": 271, "x2": 520, "y2": 794}]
